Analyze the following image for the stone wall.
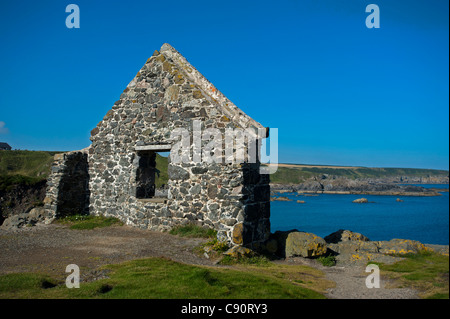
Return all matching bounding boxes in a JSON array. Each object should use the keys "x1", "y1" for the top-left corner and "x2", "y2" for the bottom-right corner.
[
  {"x1": 47, "y1": 43, "x2": 270, "y2": 248},
  {"x1": 44, "y1": 151, "x2": 90, "y2": 219}
]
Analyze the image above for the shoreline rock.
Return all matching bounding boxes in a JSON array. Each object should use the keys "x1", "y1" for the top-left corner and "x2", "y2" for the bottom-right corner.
[
  {"x1": 269, "y1": 230, "x2": 327, "y2": 258},
  {"x1": 271, "y1": 177, "x2": 448, "y2": 197},
  {"x1": 352, "y1": 198, "x2": 369, "y2": 203},
  {"x1": 1, "y1": 207, "x2": 54, "y2": 229},
  {"x1": 324, "y1": 229, "x2": 370, "y2": 243},
  {"x1": 270, "y1": 196, "x2": 291, "y2": 202},
  {"x1": 263, "y1": 229, "x2": 449, "y2": 266},
  {"x1": 323, "y1": 230, "x2": 449, "y2": 264}
]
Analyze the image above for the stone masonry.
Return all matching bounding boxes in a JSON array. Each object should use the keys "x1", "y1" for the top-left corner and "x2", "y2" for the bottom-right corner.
[
  {"x1": 44, "y1": 150, "x2": 90, "y2": 218},
  {"x1": 44, "y1": 43, "x2": 271, "y2": 248}
]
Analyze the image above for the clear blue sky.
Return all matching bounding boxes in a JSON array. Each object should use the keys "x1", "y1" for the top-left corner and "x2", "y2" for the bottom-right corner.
[{"x1": 0, "y1": 0, "x2": 448, "y2": 169}]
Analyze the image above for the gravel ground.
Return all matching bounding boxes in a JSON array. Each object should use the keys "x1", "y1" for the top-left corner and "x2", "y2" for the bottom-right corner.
[
  {"x1": 0, "y1": 223, "x2": 212, "y2": 282},
  {"x1": 0, "y1": 224, "x2": 419, "y2": 298},
  {"x1": 323, "y1": 266, "x2": 418, "y2": 299},
  {"x1": 270, "y1": 255, "x2": 419, "y2": 299}
]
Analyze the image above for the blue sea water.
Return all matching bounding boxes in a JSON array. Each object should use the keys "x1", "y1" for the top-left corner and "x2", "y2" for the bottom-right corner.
[{"x1": 270, "y1": 184, "x2": 449, "y2": 245}]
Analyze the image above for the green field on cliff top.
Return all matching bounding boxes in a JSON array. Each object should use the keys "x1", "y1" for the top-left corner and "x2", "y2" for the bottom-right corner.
[{"x1": 269, "y1": 165, "x2": 448, "y2": 184}]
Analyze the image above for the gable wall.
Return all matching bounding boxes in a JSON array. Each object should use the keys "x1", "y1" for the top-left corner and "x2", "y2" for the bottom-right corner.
[{"x1": 75, "y1": 46, "x2": 269, "y2": 246}]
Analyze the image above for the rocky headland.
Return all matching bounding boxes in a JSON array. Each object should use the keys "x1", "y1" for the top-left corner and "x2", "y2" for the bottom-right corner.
[
  {"x1": 271, "y1": 175, "x2": 449, "y2": 197},
  {"x1": 264, "y1": 229, "x2": 449, "y2": 265}
]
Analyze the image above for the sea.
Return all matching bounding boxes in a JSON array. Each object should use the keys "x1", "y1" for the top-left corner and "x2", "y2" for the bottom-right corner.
[{"x1": 270, "y1": 184, "x2": 449, "y2": 245}]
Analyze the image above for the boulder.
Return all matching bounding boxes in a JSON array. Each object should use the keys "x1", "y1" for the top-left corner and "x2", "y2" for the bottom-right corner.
[
  {"x1": 284, "y1": 231, "x2": 327, "y2": 258},
  {"x1": 223, "y1": 246, "x2": 254, "y2": 258},
  {"x1": 352, "y1": 198, "x2": 369, "y2": 203},
  {"x1": 1, "y1": 214, "x2": 27, "y2": 228},
  {"x1": 1, "y1": 207, "x2": 52, "y2": 229},
  {"x1": 424, "y1": 244, "x2": 449, "y2": 256},
  {"x1": 272, "y1": 196, "x2": 291, "y2": 201},
  {"x1": 28, "y1": 207, "x2": 46, "y2": 222},
  {"x1": 328, "y1": 240, "x2": 379, "y2": 255},
  {"x1": 376, "y1": 239, "x2": 427, "y2": 255},
  {"x1": 324, "y1": 229, "x2": 370, "y2": 243}
]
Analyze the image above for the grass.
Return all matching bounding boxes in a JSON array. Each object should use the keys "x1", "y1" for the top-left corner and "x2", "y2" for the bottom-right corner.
[
  {"x1": 0, "y1": 150, "x2": 62, "y2": 195},
  {"x1": 0, "y1": 150, "x2": 60, "y2": 179},
  {"x1": 155, "y1": 153, "x2": 168, "y2": 189},
  {"x1": 317, "y1": 255, "x2": 337, "y2": 267},
  {"x1": 370, "y1": 251, "x2": 449, "y2": 299},
  {"x1": 219, "y1": 254, "x2": 271, "y2": 266},
  {"x1": 169, "y1": 223, "x2": 217, "y2": 239},
  {"x1": 0, "y1": 273, "x2": 60, "y2": 299},
  {"x1": 56, "y1": 215, "x2": 123, "y2": 230},
  {"x1": 0, "y1": 257, "x2": 328, "y2": 299},
  {"x1": 269, "y1": 167, "x2": 314, "y2": 184}
]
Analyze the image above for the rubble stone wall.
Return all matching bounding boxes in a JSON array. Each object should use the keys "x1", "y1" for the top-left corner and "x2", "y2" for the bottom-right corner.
[{"x1": 45, "y1": 44, "x2": 270, "y2": 248}]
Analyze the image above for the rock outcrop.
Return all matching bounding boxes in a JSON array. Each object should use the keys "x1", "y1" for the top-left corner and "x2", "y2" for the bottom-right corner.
[
  {"x1": 263, "y1": 229, "x2": 449, "y2": 265},
  {"x1": 1, "y1": 207, "x2": 53, "y2": 229},
  {"x1": 269, "y1": 230, "x2": 327, "y2": 258},
  {"x1": 324, "y1": 229, "x2": 370, "y2": 243},
  {"x1": 285, "y1": 232, "x2": 327, "y2": 257},
  {"x1": 0, "y1": 179, "x2": 47, "y2": 225},
  {"x1": 270, "y1": 196, "x2": 291, "y2": 202},
  {"x1": 324, "y1": 230, "x2": 448, "y2": 264},
  {"x1": 272, "y1": 176, "x2": 446, "y2": 197},
  {"x1": 352, "y1": 198, "x2": 369, "y2": 203}
]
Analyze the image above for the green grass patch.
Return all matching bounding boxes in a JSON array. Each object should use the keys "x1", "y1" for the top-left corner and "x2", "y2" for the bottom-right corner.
[
  {"x1": 200, "y1": 238, "x2": 230, "y2": 254},
  {"x1": 0, "y1": 257, "x2": 326, "y2": 299},
  {"x1": 169, "y1": 223, "x2": 217, "y2": 239},
  {"x1": 0, "y1": 150, "x2": 61, "y2": 179},
  {"x1": 155, "y1": 153, "x2": 169, "y2": 189},
  {"x1": 0, "y1": 273, "x2": 60, "y2": 299},
  {"x1": 219, "y1": 254, "x2": 272, "y2": 266},
  {"x1": 376, "y1": 251, "x2": 449, "y2": 299},
  {"x1": 57, "y1": 215, "x2": 123, "y2": 230},
  {"x1": 269, "y1": 167, "x2": 314, "y2": 184},
  {"x1": 317, "y1": 255, "x2": 336, "y2": 267}
]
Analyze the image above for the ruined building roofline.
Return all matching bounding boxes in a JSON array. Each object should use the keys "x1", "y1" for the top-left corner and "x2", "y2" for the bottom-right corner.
[
  {"x1": 45, "y1": 43, "x2": 271, "y2": 247},
  {"x1": 159, "y1": 43, "x2": 269, "y2": 137}
]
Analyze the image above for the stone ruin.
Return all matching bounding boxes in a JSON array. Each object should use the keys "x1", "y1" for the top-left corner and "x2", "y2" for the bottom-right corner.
[{"x1": 44, "y1": 43, "x2": 271, "y2": 248}]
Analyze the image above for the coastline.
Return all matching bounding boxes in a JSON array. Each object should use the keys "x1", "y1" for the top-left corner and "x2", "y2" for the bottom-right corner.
[
  {"x1": 277, "y1": 189, "x2": 444, "y2": 197},
  {"x1": 270, "y1": 181, "x2": 449, "y2": 197}
]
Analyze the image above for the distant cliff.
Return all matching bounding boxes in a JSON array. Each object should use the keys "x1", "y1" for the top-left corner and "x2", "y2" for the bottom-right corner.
[
  {"x1": 269, "y1": 164, "x2": 448, "y2": 185},
  {"x1": 272, "y1": 177, "x2": 447, "y2": 196},
  {"x1": 269, "y1": 164, "x2": 448, "y2": 196}
]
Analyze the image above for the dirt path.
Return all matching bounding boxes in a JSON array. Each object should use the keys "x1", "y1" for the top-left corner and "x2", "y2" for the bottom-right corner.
[
  {"x1": 0, "y1": 224, "x2": 212, "y2": 282},
  {"x1": 0, "y1": 224, "x2": 419, "y2": 298},
  {"x1": 323, "y1": 265, "x2": 418, "y2": 299},
  {"x1": 273, "y1": 256, "x2": 419, "y2": 299}
]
